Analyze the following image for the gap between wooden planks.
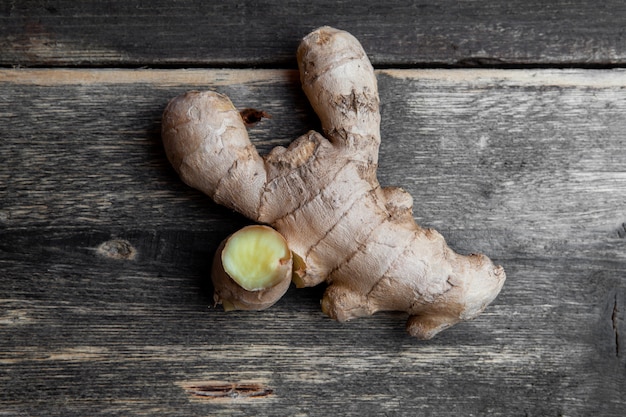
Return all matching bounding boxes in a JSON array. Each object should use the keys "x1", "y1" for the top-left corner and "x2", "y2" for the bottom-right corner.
[{"x1": 1, "y1": 67, "x2": 626, "y2": 88}]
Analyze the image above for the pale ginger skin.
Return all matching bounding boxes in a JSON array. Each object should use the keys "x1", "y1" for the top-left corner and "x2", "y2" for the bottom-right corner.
[{"x1": 161, "y1": 26, "x2": 505, "y2": 339}]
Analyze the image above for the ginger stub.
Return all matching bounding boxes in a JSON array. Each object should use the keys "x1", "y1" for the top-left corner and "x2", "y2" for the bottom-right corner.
[
  {"x1": 162, "y1": 26, "x2": 506, "y2": 339},
  {"x1": 212, "y1": 225, "x2": 292, "y2": 311}
]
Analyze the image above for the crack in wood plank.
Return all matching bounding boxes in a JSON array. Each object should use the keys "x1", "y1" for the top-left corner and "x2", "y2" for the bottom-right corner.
[
  {"x1": 181, "y1": 381, "x2": 273, "y2": 400},
  {"x1": 613, "y1": 293, "x2": 620, "y2": 358}
]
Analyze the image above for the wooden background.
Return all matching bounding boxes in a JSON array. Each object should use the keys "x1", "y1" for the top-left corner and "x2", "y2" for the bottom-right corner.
[{"x1": 1, "y1": 1, "x2": 625, "y2": 416}]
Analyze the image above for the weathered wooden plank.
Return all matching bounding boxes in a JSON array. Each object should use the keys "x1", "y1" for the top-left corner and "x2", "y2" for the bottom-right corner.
[
  {"x1": 1, "y1": 69, "x2": 625, "y2": 416},
  {"x1": 2, "y1": 0, "x2": 626, "y2": 67}
]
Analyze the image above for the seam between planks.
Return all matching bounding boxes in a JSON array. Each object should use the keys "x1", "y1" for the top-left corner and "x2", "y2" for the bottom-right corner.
[{"x1": 1, "y1": 68, "x2": 626, "y2": 87}]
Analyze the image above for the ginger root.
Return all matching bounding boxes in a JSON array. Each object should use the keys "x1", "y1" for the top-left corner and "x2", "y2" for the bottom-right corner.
[
  {"x1": 212, "y1": 225, "x2": 292, "y2": 311},
  {"x1": 161, "y1": 26, "x2": 505, "y2": 339}
]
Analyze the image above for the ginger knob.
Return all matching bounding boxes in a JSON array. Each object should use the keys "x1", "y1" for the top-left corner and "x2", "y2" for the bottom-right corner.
[{"x1": 212, "y1": 225, "x2": 293, "y2": 311}]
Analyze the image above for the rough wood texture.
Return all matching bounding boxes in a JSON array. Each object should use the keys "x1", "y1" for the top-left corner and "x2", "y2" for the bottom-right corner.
[
  {"x1": 2, "y1": 0, "x2": 626, "y2": 67},
  {"x1": 1, "y1": 68, "x2": 625, "y2": 416}
]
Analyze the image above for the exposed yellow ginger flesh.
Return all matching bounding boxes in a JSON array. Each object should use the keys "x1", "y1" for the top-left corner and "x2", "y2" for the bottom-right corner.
[
  {"x1": 162, "y1": 26, "x2": 506, "y2": 339},
  {"x1": 222, "y1": 225, "x2": 291, "y2": 291},
  {"x1": 212, "y1": 225, "x2": 292, "y2": 311}
]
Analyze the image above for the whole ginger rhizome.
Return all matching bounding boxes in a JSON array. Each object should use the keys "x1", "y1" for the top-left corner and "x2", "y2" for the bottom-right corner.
[{"x1": 161, "y1": 27, "x2": 505, "y2": 339}]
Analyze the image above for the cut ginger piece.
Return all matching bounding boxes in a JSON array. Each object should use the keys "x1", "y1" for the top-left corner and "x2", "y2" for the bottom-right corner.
[{"x1": 212, "y1": 225, "x2": 292, "y2": 311}]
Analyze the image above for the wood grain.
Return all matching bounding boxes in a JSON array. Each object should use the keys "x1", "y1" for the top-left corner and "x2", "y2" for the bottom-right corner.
[
  {"x1": 2, "y1": 0, "x2": 626, "y2": 67},
  {"x1": 1, "y1": 68, "x2": 625, "y2": 416}
]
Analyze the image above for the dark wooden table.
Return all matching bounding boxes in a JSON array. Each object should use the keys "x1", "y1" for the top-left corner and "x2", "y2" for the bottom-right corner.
[{"x1": 1, "y1": 1, "x2": 625, "y2": 416}]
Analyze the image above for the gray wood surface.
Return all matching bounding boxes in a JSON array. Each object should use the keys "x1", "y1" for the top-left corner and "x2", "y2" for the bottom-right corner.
[
  {"x1": 1, "y1": 68, "x2": 625, "y2": 416},
  {"x1": 2, "y1": 0, "x2": 626, "y2": 67},
  {"x1": 2, "y1": 1, "x2": 626, "y2": 414}
]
